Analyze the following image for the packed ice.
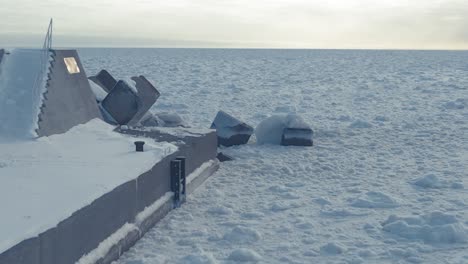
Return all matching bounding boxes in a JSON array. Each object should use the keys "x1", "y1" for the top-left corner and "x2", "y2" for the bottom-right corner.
[{"x1": 76, "y1": 49, "x2": 468, "y2": 263}]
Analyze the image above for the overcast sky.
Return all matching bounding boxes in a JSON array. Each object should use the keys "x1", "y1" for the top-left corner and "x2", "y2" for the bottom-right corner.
[{"x1": 0, "y1": 0, "x2": 467, "y2": 49}]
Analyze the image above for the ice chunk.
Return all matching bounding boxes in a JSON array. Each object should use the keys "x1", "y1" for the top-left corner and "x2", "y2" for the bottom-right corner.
[
  {"x1": 228, "y1": 248, "x2": 262, "y2": 262},
  {"x1": 156, "y1": 112, "x2": 185, "y2": 127},
  {"x1": 139, "y1": 112, "x2": 160, "y2": 127},
  {"x1": 210, "y1": 111, "x2": 253, "y2": 147},
  {"x1": 223, "y1": 226, "x2": 261, "y2": 243},
  {"x1": 88, "y1": 80, "x2": 108, "y2": 102},
  {"x1": 320, "y1": 242, "x2": 346, "y2": 255},
  {"x1": 351, "y1": 191, "x2": 399, "y2": 208},
  {"x1": 412, "y1": 174, "x2": 443, "y2": 189},
  {"x1": 382, "y1": 212, "x2": 468, "y2": 243}
]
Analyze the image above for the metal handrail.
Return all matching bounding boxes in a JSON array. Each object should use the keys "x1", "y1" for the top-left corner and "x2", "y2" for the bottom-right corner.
[{"x1": 32, "y1": 19, "x2": 53, "y2": 131}]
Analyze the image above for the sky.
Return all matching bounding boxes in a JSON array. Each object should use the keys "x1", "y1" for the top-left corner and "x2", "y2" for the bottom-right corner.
[{"x1": 0, "y1": 0, "x2": 467, "y2": 49}]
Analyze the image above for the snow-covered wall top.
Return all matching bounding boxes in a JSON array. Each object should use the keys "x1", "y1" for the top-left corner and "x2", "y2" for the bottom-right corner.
[
  {"x1": 0, "y1": 49, "x2": 49, "y2": 140},
  {"x1": 0, "y1": 119, "x2": 178, "y2": 254}
]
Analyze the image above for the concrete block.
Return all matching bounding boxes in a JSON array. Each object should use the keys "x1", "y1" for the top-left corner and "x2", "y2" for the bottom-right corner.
[
  {"x1": 88, "y1": 70, "x2": 117, "y2": 93},
  {"x1": 52, "y1": 180, "x2": 137, "y2": 264},
  {"x1": 37, "y1": 50, "x2": 102, "y2": 137},
  {"x1": 217, "y1": 152, "x2": 234, "y2": 162},
  {"x1": 0, "y1": 49, "x2": 4, "y2": 65},
  {"x1": 210, "y1": 111, "x2": 253, "y2": 147},
  {"x1": 0, "y1": 237, "x2": 40, "y2": 264},
  {"x1": 179, "y1": 131, "x2": 218, "y2": 174},
  {"x1": 101, "y1": 80, "x2": 140, "y2": 125},
  {"x1": 127, "y1": 76, "x2": 160, "y2": 126},
  {"x1": 281, "y1": 127, "x2": 313, "y2": 146}
]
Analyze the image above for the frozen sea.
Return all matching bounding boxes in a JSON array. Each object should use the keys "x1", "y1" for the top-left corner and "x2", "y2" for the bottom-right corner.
[{"x1": 80, "y1": 49, "x2": 468, "y2": 264}]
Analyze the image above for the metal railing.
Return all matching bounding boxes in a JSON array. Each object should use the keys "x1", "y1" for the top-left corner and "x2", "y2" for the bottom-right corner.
[
  {"x1": 32, "y1": 18, "x2": 53, "y2": 132},
  {"x1": 42, "y1": 19, "x2": 53, "y2": 51}
]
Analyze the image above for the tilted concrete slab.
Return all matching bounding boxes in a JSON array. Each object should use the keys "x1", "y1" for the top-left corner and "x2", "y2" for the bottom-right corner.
[
  {"x1": 88, "y1": 70, "x2": 117, "y2": 93},
  {"x1": 0, "y1": 49, "x2": 4, "y2": 65},
  {"x1": 127, "y1": 76, "x2": 160, "y2": 126},
  {"x1": 36, "y1": 50, "x2": 102, "y2": 137},
  {"x1": 211, "y1": 110, "x2": 254, "y2": 147},
  {"x1": 101, "y1": 80, "x2": 140, "y2": 125}
]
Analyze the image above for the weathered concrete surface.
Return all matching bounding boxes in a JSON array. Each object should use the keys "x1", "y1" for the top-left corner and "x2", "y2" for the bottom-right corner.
[
  {"x1": 37, "y1": 50, "x2": 102, "y2": 137},
  {"x1": 101, "y1": 80, "x2": 140, "y2": 125},
  {"x1": 0, "y1": 238, "x2": 40, "y2": 264}
]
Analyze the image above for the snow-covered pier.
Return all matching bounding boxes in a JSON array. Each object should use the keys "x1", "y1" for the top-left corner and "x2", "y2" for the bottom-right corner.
[{"x1": 0, "y1": 42, "x2": 219, "y2": 263}]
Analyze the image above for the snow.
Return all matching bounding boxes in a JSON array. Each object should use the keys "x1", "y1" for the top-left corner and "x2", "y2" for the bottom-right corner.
[
  {"x1": 0, "y1": 119, "x2": 177, "y2": 253},
  {"x1": 124, "y1": 78, "x2": 139, "y2": 94},
  {"x1": 77, "y1": 49, "x2": 468, "y2": 263},
  {"x1": 155, "y1": 112, "x2": 185, "y2": 127},
  {"x1": 382, "y1": 212, "x2": 468, "y2": 244},
  {"x1": 228, "y1": 249, "x2": 262, "y2": 262},
  {"x1": 186, "y1": 160, "x2": 217, "y2": 185},
  {"x1": 0, "y1": 48, "x2": 50, "y2": 140},
  {"x1": 89, "y1": 80, "x2": 108, "y2": 102},
  {"x1": 77, "y1": 223, "x2": 138, "y2": 264}
]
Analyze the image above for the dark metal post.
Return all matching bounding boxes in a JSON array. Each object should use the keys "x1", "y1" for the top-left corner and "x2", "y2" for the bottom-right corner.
[
  {"x1": 176, "y1": 157, "x2": 186, "y2": 202},
  {"x1": 134, "y1": 141, "x2": 145, "y2": 152},
  {"x1": 171, "y1": 159, "x2": 182, "y2": 208}
]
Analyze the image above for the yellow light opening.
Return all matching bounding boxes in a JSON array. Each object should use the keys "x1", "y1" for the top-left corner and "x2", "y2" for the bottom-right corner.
[{"x1": 64, "y1": 57, "x2": 80, "y2": 74}]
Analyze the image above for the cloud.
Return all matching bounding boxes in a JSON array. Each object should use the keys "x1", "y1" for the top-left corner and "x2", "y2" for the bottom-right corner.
[{"x1": 0, "y1": 0, "x2": 467, "y2": 49}]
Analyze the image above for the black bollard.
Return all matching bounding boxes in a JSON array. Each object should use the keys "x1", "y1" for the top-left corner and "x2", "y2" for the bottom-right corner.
[{"x1": 134, "y1": 141, "x2": 145, "y2": 152}]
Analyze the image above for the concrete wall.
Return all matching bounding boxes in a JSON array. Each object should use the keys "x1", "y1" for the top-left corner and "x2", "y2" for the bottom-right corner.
[
  {"x1": 37, "y1": 50, "x2": 102, "y2": 137},
  {"x1": 0, "y1": 129, "x2": 218, "y2": 264}
]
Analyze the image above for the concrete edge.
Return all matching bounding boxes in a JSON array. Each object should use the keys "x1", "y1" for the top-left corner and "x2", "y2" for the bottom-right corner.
[{"x1": 78, "y1": 159, "x2": 219, "y2": 264}]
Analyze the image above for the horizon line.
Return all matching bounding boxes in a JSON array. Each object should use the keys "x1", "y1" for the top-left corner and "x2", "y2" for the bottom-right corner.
[{"x1": 4, "y1": 46, "x2": 468, "y2": 52}]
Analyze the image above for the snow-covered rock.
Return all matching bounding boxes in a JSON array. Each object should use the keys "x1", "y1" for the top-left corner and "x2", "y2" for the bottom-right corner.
[
  {"x1": 210, "y1": 111, "x2": 253, "y2": 147},
  {"x1": 223, "y1": 226, "x2": 261, "y2": 243},
  {"x1": 255, "y1": 114, "x2": 313, "y2": 146},
  {"x1": 156, "y1": 112, "x2": 186, "y2": 127},
  {"x1": 139, "y1": 112, "x2": 160, "y2": 127}
]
